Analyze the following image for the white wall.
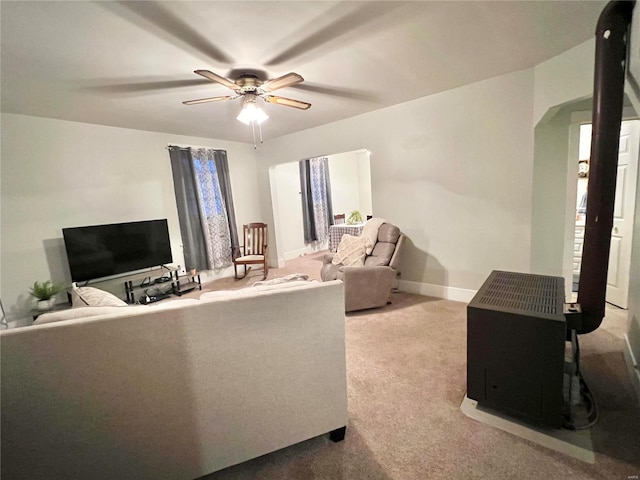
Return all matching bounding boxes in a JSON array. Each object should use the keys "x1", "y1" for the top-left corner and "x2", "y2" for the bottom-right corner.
[
  {"x1": 530, "y1": 40, "x2": 596, "y2": 284},
  {"x1": 0, "y1": 113, "x2": 260, "y2": 323},
  {"x1": 270, "y1": 160, "x2": 305, "y2": 260},
  {"x1": 257, "y1": 68, "x2": 536, "y2": 300},
  {"x1": 327, "y1": 150, "x2": 369, "y2": 218},
  {"x1": 357, "y1": 151, "x2": 373, "y2": 216},
  {"x1": 532, "y1": 39, "x2": 595, "y2": 126}
]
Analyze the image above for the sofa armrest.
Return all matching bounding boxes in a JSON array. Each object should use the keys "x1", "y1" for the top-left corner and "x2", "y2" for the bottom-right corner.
[
  {"x1": 341, "y1": 266, "x2": 396, "y2": 312},
  {"x1": 323, "y1": 253, "x2": 336, "y2": 264}
]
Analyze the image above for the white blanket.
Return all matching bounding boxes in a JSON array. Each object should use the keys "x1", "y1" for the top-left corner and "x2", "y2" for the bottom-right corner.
[
  {"x1": 360, "y1": 218, "x2": 387, "y2": 254},
  {"x1": 252, "y1": 273, "x2": 309, "y2": 286}
]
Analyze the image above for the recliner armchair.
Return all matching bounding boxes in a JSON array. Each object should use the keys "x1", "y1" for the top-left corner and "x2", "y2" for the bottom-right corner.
[{"x1": 321, "y1": 223, "x2": 404, "y2": 312}]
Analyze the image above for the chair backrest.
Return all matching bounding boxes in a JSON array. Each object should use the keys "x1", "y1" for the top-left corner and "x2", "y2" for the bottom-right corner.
[
  {"x1": 244, "y1": 223, "x2": 268, "y2": 256},
  {"x1": 334, "y1": 214, "x2": 345, "y2": 224},
  {"x1": 364, "y1": 224, "x2": 402, "y2": 269}
]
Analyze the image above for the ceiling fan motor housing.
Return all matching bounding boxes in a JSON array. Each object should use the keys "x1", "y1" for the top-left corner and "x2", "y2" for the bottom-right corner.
[{"x1": 236, "y1": 74, "x2": 262, "y2": 93}]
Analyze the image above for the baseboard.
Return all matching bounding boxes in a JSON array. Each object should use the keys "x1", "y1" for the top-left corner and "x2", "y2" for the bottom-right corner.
[
  {"x1": 623, "y1": 333, "x2": 640, "y2": 407},
  {"x1": 399, "y1": 280, "x2": 476, "y2": 303}
]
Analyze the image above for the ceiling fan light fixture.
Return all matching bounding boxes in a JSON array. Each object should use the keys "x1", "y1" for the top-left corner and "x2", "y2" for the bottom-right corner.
[{"x1": 236, "y1": 95, "x2": 268, "y2": 125}]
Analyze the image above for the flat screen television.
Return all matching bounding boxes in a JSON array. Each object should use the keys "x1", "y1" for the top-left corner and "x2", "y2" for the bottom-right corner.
[{"x1": 63, "y1": 219, "x2": 173, "y2": 282}]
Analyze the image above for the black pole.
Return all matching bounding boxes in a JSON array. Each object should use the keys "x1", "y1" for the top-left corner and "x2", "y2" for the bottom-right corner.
[{"x1": 577, "y1": 0, "x2": 635, "y2": 334}]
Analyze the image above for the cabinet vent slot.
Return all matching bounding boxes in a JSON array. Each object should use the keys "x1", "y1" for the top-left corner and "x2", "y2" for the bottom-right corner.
[{"x1": 476, "y1": 271, "x2": 561, "y2": 315}]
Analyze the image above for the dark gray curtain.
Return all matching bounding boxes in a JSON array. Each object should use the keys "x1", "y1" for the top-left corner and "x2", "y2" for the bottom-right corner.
[
  {"x1": 212, "y1": 150, "x2": 239, "y2": 249},
  {"x1": 299, "y1": 157, "x2": 333, "y2": 244},
  {"x1": 169, "y1": 146, "x2": 238, "y2": 270},
  {"x1": 169, "y1": 146, "x2": 208, "y2": 271},
  {"x1": 300, "y1": 159, "x2": 316, "y2": 243}
]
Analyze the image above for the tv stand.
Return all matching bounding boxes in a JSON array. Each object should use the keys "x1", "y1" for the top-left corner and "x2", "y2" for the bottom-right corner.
[
  {"x1": 172, "y1": 271, "x2": 202, "y2": 296},
  {"x1": 123, "y1": 266, "x2": 179, "y2": 304},
  {"x1": 138, "y1": 291, "x2": 172, "y2": 305}
]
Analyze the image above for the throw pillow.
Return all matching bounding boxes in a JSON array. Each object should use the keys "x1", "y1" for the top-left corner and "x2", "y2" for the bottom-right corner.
[
  {"x1": 360, "y1": 218, "x2": 387, "y2": 255},
  {"x1": 332, "y1": 234, "x2": 367, "y2": 267},
  {"x1": 71, "y1": 284, "x2": 127, "y2": 307}
]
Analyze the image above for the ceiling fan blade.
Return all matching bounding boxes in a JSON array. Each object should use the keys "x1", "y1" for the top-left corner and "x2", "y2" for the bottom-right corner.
[
  {"x1": 264, "y1": 95, "x2": 311, "y2": 110},
  {"x1": 264, "y1": 3, "x2": 402, "y2": 66},
  {"x1": 97, "y1": 2, "x2": 234, "y2": 64},
  {"x1": 182, "y1": 95, "x2": 234, "y2": 105},
  {"x1": 261, "y1": 73, "x2": 304, "y2": 92},
  {"x1": 82, "y1": 78, "x2": 211, "y2": 94},
  {"x1": 194, "y1": 70, "x2": 239, "y2": 91}
]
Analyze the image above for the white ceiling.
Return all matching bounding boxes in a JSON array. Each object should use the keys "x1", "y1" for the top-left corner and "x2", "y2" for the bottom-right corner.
[{"x1": 1, "y1": 1, "x2": 607, "y2": 144}]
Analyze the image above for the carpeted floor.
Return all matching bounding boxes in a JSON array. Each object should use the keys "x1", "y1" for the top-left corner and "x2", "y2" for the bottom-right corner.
[{"x1": 194, "y1": 252, "x2": 640, "y2": 480}]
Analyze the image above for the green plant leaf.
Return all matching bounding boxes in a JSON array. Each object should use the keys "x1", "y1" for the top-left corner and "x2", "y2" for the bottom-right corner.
[
  {"x1": 29, "y1": 280, "x2": 63, "y2": 300},
  {"x1": 347, "y1": 210, "x2": 363, "y2": 225}
]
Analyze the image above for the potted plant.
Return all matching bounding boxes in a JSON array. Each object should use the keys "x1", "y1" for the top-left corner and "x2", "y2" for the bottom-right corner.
[
  {"x1": 347, "y1": 210, "x2": 364, "y2": 225},
  {"x1": 29, "y1": 280, "x2": 63, "y2": 310}
]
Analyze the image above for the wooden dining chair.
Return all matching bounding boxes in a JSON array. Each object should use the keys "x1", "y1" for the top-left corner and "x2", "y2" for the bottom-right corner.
[
  {"x1": 233, "y1": 223, "x2": 269, "y2": 280},
  {"x1": 334, "y1": 213, "x2": 346, "y2": 224}
]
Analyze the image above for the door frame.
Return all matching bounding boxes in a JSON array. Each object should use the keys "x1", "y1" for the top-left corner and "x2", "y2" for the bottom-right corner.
[{"x1": 564, "y1": 107, "x2": 639, "y2": 304}]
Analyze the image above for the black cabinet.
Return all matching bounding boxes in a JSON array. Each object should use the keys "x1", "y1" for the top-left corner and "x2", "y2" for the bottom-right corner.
[{"x1": 467, "y1": 270, "x2": 566, "y2": 428}]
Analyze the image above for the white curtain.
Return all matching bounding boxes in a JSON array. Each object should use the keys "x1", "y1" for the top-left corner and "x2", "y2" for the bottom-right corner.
[{"x1": 190, "y1": 148, "x2": 233, "y2": 269}]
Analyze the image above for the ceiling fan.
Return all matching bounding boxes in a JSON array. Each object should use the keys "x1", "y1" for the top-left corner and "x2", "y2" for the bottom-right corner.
[{"x1": 182, "y1": 70, "x2": 312, "y2": 113}]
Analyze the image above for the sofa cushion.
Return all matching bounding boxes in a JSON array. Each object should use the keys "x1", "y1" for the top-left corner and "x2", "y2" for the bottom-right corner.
[
  {"x1": 71, "y1": 284, "x2": 127, "y2": 307},
  {"x1": 332, "y1": 234, "x2": 367, "y2": 267},
  {"x1": 200, "y1": 280, "x2": 317, "y2": 303},
  {"x1": 377, "y1": 224, "x2": 400, "y2": 244},
  {"x1": 145, "y1": 298, "x2": 201, "y2": 310},
  {"x1": 200, "y1": 289, "x2": 257, "y2": 301},
  {"x1": 365, "y1": 242, "x2": 396, "y2": 267}
]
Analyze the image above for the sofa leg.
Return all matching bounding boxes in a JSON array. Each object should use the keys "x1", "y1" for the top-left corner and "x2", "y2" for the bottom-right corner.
[{"x1": 329, "y1": 426, "x2": 346, "y2": 442}]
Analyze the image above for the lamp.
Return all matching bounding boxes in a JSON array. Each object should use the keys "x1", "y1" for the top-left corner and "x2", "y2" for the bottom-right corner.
[
  {"x1": 236, "y1": 94, "x2": 268, "y2": 148},
  {"x1": 236, "y1": 94, "x2": 268, "y2": 125}
]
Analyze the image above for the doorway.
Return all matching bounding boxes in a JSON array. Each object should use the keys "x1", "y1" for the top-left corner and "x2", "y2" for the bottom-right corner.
[
  {"x1": 269, "y1": 149, "x2": 372, "y2": 264},
  {"x1": 572, "y1": 119, "x2": 640, "y2": 308}
]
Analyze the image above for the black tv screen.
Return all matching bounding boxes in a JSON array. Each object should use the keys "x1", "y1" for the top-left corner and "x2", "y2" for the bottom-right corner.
[{"x1": 63, "y1": 219, "x2": 173, "y2": 282}]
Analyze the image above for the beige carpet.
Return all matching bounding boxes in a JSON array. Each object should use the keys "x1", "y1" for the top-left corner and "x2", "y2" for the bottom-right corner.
[{"x1": 195, "y1": 252, "x2": 640, "y2": 480}]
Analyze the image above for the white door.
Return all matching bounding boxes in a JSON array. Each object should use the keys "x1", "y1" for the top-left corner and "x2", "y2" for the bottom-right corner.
[{"x1": 606, "y1": 119, "x2": 640, "y2": 308}]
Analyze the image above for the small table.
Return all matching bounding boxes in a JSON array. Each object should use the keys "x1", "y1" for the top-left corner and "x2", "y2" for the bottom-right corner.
[{"x1": 329, "y1": 223, "x2": 366, "y2": 252}]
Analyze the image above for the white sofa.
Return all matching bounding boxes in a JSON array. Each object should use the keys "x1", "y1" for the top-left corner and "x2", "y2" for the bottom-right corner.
[{"x1": 0, "y1": 280, "x2": 347, "y2": 480}]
